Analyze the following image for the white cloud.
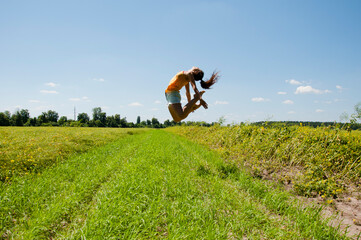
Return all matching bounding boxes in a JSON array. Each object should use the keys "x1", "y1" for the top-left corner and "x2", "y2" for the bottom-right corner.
[
  {"x1": 251, "y1": 97, "x2": 270, "y2": 102},
  {"x1": 277, "y1": 91, "x2": 287, "y2": 95},
  {"x1": 45, "y1": 82, "x2": 58, "y2": 87},
  {"x1": 29, "y1": 100, "x2": 40, "y2": 103},
  {"x1": 288, "y1": 111, "x2": 296, "y2": 114},
  {"x1": 150, "y1": 108, "x2": 159, "y2": 111},
  {"x1": 128, "y1": 102, "x2": 143, "y2": 107},
  {"x1": 286, "y1": 79, "x2": 302, "y2": 85},
  {"x1": 295, "y1": 86, "x2": 331, "y2": 94},
  {"x1": 336, "y1": 85, "x2": 344, "y2": 93},
  {"x1": 154, "y1": 100, "x2": 161, "y2": 104},
  {"x1": 215, "y1": 101, "x2": 229, "y2": 105},
  {"x1": 40, "y1": 90, "x2": 58, "y2": 94},
  {"x1": 93, "y1": 78, "x2": 105, "y2": 82},
  {"x1": 282, "y1": 100, "x2": 294, "y2": 104},
  {"x1": 316, "y1": 109, "x2": 324, "y2": 113},
  {"x1": 69, "y1": 96, "x2": 90, "y2": 102}
]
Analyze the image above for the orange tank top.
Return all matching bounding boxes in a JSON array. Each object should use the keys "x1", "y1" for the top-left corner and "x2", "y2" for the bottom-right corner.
[{"x1": 165, "y1": 71, "x2": 189, "y2": 93}]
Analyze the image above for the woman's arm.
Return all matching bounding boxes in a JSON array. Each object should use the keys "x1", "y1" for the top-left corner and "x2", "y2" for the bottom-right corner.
[
  {"x1": 186, "y1": 72, "x2": 201, "y2": 98},
  {"x1": 185, "y1": 83, "x2": 191, "y2": 102}
]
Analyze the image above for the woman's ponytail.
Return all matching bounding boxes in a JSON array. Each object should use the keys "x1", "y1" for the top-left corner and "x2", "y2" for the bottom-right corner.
[{"x1": 200, "y1": 71, "x2": 220, "y2": 89}]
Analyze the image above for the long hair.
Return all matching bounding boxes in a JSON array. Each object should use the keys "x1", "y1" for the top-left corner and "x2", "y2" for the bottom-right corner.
[{"x1": 199, "y1": 71, "x2": 220, "y2": 89}]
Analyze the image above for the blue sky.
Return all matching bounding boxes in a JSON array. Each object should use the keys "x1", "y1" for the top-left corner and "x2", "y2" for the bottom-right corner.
[{"x1": 1, "y1": 0, "x2": 360, "y2": 124}]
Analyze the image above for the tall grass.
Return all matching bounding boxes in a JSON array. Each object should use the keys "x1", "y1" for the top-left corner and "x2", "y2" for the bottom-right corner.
[
  {"x1": 168, "y1": 125, "x2": 361, "y2": 198},
  {"x1": 0, "y1": 127, "x2": 146, "y2": 181}
]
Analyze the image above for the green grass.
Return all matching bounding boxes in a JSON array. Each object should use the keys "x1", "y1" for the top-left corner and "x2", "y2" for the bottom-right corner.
[
  {"x1": 0, "y1": 127, "x2": 146, "y2": 181},
  {"x1": 168, "y1": 125, "x2": 361, "y2": 198},
  {"x1": 0, "y1": 130, "x2": 348, "y2": 239}
]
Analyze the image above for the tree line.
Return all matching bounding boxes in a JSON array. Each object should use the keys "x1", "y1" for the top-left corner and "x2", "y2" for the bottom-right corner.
[
  {"x1": 1, "y1": 103, "x2": 360, "y2": 129},
  {"x1": 0, "y1": 107, "x2": 215, "y2": 128}
]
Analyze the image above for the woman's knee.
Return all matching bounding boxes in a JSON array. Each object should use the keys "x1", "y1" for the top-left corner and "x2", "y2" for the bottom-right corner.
[
  {"x1": 169, "y1": 109, "x2": 182, "y2": 122},
  {"x1": 174, "y1": 113, "x2": 185, "y2": 122}
]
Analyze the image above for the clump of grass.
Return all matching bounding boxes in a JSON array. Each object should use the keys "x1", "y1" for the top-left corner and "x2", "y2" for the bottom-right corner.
[
  {"x1": 196, "y1": 164, "x2": 212, "y2": 177},
  {"x1": 217, "y1": 163, "x2": 239, "y2": 179},
  {"x1": 0, "y1": 127, "x2": 146, "y2": 181},
  {"x1": 167, "y1": 125, "x2": 361, "y2": 198}
]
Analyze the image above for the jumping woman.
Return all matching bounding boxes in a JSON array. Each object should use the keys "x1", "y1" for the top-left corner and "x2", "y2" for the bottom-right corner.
[{"x1": 165, "y1": 67, "x2": 219, "y2": 122}]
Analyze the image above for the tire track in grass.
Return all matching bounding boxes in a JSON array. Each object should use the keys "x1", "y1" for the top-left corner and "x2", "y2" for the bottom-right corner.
[
  {"x1": 165, "y1": 132, "x2": 301, "y2": 239},
  {"x1": 59, "y1": 130, "x2": 345, "y2": 239},
  {"x1": 0, "y1": 131, "x2": 148, "y2": 239}
]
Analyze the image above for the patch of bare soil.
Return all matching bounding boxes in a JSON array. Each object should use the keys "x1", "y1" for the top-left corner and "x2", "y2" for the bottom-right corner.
[
  {"x1": 288, "y1": 186, "x2": 361, "y2": 238},
  {"x1": 322, "y1": 194, "x2": 361, "y2": 239},
  {"x1": 259, "y1": 167, "x2": 361, "y2": 239},
  {"x1": 233, "y1": 159, "x2": 361, "y2": 238}
]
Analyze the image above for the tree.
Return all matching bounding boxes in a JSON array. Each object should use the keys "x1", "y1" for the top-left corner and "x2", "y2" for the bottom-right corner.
[
  {"x1": 163, "y1": 119, "x2": 170, "y2": 127},
  {"x1": 47, "y1": 110, "x2": 59, "y2": 123},
  {"x1": 4, "y1": 111, "x2": 11, "y2": 119},
  {"x1": 114, "y1": 114, "x2": 121, "y2": 126},
  {"x1": 77, "y1": 113, "x2": 90, "y2": 124},
  {"x1": 119, "y1": 117, "x2": 127, "y2": 128},
  {"x1": 0, "y1": 112, "x2": 10, "y2": 126},
  {"x1": 351, "y1": 102, "x2": 361, "y2": 123},
  {"x1": 11, "y1": 111, "x2": 23, "y2": 126},
  {"x1": 37, "y1": 112, "x2": 49, "y2": 124},
  {"x1": 151, "y1": 117, "x2": 160, "y2": 128},
  {"x1": 171, "y1": 120, "x2": 179, "y2": 126},
  {"x1": 95, "y1": 120, "x2": 102, "y2": 127},
  {"x1": 127, "y1": 122, "x2": 135, "y2": 128},
  {"x1": 106, "y1": 116, "x2": 118, "y2": 127},
  {"x1": 140, "y1": 121, "x2": 147, "y2": 128},
  {"x1": 58, "y1": 116, "x2": 68, "y2": 126},
  {"x1": 92, "y1": 107, "x2": 106, "y2": 126},
  {"x1": 92, "y1": 107, "x2": 101, "y2": 121},
  {"x1": 136, "y1": 116, "x2": 141, "y2": 125},
  {"x1": 24, "y1": 117, "x2": 37, "y2": 126},
  {"x1": 217, "y1": 116, "x2": 226, "y2": 126},
  {"x1": 19, "y1": 109, "x2": 30, "y2": 124}
]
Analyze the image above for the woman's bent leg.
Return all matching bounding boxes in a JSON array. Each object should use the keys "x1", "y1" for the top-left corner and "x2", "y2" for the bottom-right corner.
[
  {"x1": 168, "y1": 92, "x2": 205, "y2": 122},
  {"x1": 168, "y1": 103, "x2": 183, "y2": 122},
  {"x1": 168, "y1": 100, "x2": 201, "y2": 122},
  {"x1": 181, "y1": 91, "x2": 205, "y2": 117}
]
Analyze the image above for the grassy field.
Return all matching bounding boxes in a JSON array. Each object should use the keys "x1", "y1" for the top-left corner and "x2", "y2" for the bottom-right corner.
[
  {"x1": 0, "y1": 127, "x2": 146, "y2": 181},
  {"x1": 0, "y1": 128, "x2": 350, "y2": 239},
  {"x1": 168, "y1": 125, "x2": 361, "y2": 199}
]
